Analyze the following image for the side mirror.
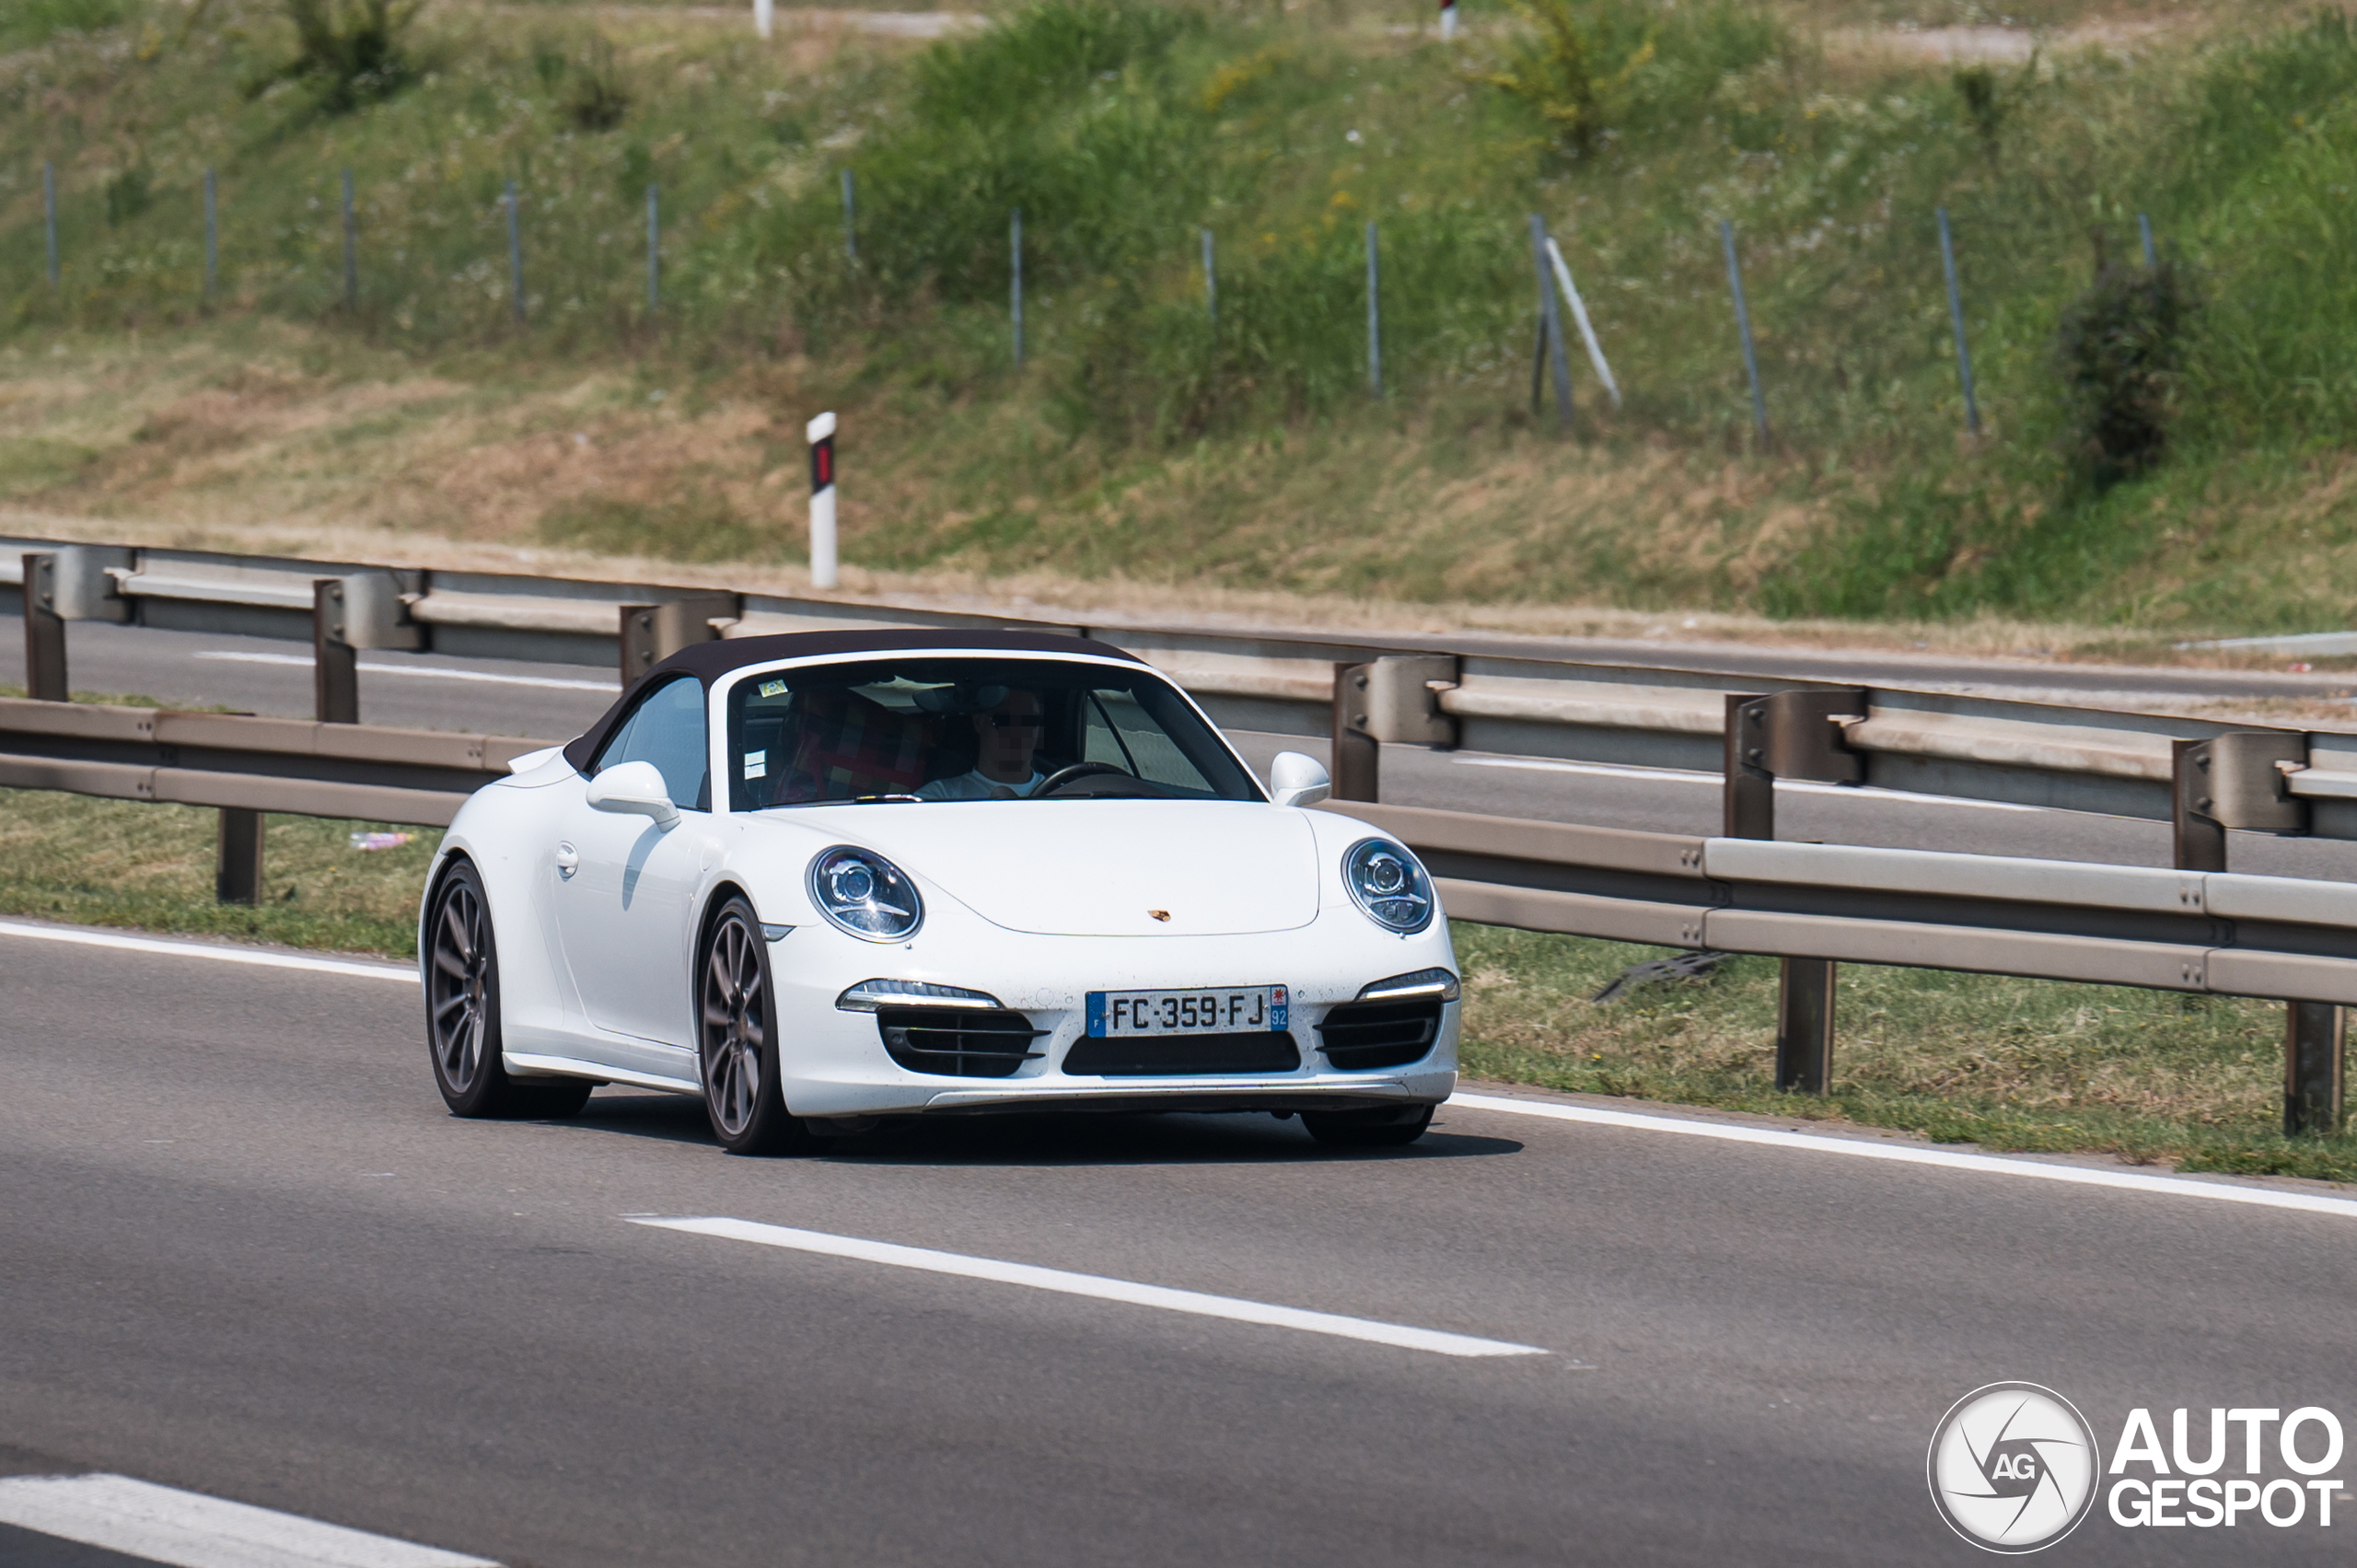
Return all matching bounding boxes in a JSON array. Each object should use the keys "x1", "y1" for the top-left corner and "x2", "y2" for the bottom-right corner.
[
  {"x1": 1268, "y1": 751, "x2": 1331, "y2": 809},
  {"x1": 586, "y1": 760, "x2": 679, "y2": 827}
]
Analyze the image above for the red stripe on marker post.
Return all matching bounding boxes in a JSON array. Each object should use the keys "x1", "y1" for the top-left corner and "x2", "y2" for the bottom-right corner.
[{"x1": 807, "y1": 411, "x2": 838, "y2": 590}]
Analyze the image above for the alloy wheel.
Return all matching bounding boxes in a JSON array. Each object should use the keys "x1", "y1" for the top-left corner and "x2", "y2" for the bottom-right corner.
[
  {"x1": 702, "y1": 914, "x2": 766, "y2": 1140},
  {"x1": 429, "y1": 878, "x2": 491, "y2": 1094}
]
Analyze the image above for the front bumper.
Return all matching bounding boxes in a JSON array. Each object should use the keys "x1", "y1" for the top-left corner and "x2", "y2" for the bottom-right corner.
[{"x1": 771, "y1": 910, "x2": 1459, "y2": 1118}]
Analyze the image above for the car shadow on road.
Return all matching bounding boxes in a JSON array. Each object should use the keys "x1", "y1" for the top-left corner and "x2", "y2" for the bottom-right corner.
[{"x1": 567, "y1": 1094, "x2": 1521, "y2": 1166}]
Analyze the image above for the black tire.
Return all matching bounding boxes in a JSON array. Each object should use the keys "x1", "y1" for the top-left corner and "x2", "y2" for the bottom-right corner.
[
  {"x1": 1302, "y1": 1103, "x2": 1435, "y2": 1148},
  {"x1": 698, "y1": 897, "x2": 828, "y2": 1156},
  {"x1": 425, "y1": 860, "x2": 593, "y2": 1120}
]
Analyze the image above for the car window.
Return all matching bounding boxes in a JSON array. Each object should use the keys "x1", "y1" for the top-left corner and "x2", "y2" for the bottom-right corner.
[
  {"x1": 726, "y1": 657, "x2": 1259, "y2": 809},
  {"x1": 1083, "y1": 689, "x2": 1218, "y2": 796},
  {"x1": 594, "y1": 675, "x2": 709, "y2": 811}
]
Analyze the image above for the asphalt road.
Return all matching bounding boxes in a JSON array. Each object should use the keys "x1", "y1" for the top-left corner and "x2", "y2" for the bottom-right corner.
[
  {"x1": 7, "y1": 614, "x2": 2357, "y2": 880},
  {"x1": 5, "y1": 928, "x2": 2355, "y2": 1566}
]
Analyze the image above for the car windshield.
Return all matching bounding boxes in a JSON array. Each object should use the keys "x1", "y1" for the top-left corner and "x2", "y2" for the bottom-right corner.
[{"x1": 726, "y1": 656, "x2": 1262, "y2": 809}]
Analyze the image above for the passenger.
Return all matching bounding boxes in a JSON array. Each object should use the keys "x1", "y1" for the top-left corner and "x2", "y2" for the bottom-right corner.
[{"x1": 916, "y1": 688, "x2": 1050, "y2": 800}]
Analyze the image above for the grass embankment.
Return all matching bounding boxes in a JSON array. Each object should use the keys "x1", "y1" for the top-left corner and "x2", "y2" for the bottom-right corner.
[
  {"x1": 4, "y1": 782, "x2": 2346, "y2": 1180},
  {"x1": 10, "y1": 0, "x2": 2357, "y2": 634}
]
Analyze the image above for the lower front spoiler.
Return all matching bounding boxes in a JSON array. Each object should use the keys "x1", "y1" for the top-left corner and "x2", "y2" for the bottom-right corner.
[{"x1": 915, "y1": 1080, "x2": 1446, "y2": 1117}]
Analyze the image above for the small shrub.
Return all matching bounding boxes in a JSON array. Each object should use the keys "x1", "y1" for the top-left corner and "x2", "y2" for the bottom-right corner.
[
  {"x1": 103, "y1": 164, "x2": 152, "y2": 226},
  {"x1": 563, "y1": 36, "x2": 632, "y2": 133},
  {"x1": 2054, "y1": 242, "x2": 2201, "y2": 490},
  {"x1": 258, "y1": 0, "x2": 424, "y2": 115},
  {"x1": 1473, "y1": 0, "x2": 1657, "y2": 157}
]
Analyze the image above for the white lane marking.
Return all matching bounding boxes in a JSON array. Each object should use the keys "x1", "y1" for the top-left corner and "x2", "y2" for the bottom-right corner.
[
  {"x1": 193, "y1": 650, "x2": 614, "y2": 692},
  {"x1": 1448, "y1": 1092, "x2": 2357, "y2": 1220},
  {"x1": 0, "y1": 1474, "x2": 497, "y2": 1568},
  {"x1": 630, "y1": 1215, "x2": 1546, "y2": 1358},
  {"x1": 0, "y1": 921, "x2": 415, "y2": 983},
  {"x1": 1450, "y1": 754, "x2": 2043, "y2": 810}
]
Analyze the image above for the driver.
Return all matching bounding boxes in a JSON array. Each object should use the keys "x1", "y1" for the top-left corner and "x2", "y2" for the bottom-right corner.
[{"x1": 916, "y1": 688, "x2": 1050, "y2": 800}]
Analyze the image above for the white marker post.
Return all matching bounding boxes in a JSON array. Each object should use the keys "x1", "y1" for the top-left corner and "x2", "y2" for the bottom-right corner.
[
  {"x1": 1439, "y1": 0, "x2": 1457, "y2": 39},
  {"x1": 755, "y1": 0, "x2": 772, "y2": 39},
  {"x1": 807, "y1": 411, "x2": 838, "y2": 589}
]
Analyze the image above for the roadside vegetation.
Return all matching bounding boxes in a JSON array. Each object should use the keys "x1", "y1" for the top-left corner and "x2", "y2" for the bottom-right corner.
[
  {"x1": 1, "y1": 779, "x2": 2344, "y2": 1180},
  {"x1": 8, "y1": 0, "x2": 2357, "y2": 636}
]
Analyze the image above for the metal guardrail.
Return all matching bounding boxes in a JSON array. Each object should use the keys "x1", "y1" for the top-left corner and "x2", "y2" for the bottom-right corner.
[
  {"x1": 12, "y1": 534, "x2": 2357, "y2": 857},
  {"x1": 5, "y1": 536, "x2": 2353, "y2": 1135}
]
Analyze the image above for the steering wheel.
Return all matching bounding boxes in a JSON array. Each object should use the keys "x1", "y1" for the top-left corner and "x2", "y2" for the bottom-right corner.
[{"x1": 1032, "y1": 761, "x2": 1133, "y2": 797}]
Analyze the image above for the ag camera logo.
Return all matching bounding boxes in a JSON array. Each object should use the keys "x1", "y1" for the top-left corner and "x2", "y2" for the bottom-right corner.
[{"x1": 1928, "y1": 1383, "x2": 2101, "y2": 1553}]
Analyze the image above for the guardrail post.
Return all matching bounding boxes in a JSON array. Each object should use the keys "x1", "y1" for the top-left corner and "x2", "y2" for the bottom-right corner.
[
  {"x1": 1331, "y1": 663, "x2": 1379, "y2": 802},
  {"x1": 621, "y1": 595, "x2": 736, "y2": 683},
  {"x1": 1724, "y1": 693, "x2": 1773, "y2": 839},
  {"x1": 216, "y1": 808, "x2": 264, "y2": 905},
  {"x1": 2287, "y1": 1003, "x2": 2345, "y2": 1137},
  {"x1": 2171, "y1": 738, "x2": 2230, "y2": 874},
  {"x1": 312, "y1": 579, "x2": 359, "y2": 725},
  {"x1": 1725, "y1": 690, "x2": 1866, "y2": 1094},
  {"x1": 21, "y1": 553, "x2": 67, "y2": 702},
  {"x1": 2173, "y1": 732, "x2": 2340, "y2": 1132}
]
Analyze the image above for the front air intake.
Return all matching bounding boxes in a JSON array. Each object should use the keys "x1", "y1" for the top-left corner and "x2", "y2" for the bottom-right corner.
[
  {"x1": 1315, "y1": 999, "x2": 1442, "y2": 1071},
  {"x1": 1062, "y1": 1032, "x2": 1301, "y2": 1077},
  {"x1": 877, "y1": 1007, "x2": 1045, "y2": 1079}
]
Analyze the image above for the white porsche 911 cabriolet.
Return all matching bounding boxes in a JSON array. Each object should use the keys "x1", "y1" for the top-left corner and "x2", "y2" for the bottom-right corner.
[{"x1": 421, "y1": 631, "x2": 1458, "y2": 1153}]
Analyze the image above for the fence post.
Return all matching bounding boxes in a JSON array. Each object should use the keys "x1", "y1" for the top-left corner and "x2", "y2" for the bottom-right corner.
[
  {"x1": 645, "y1": 183, "x2": 659, "y2": 317},
  {"x1": 21, "y1": 553, "x2": 67, "y2": 702},
  {"x1": 1010, "y1": 208, "x2": 1024, "y2": 368},
  {"x1": 1365, "y1": 221, "x2": 1383, "y2": 399},
  {"x1": 1527, "y1": 214, "x2": 1573, "y2": 433},
  {"x1": 841, "y1": 169, "x2": 857, "y2": 263},
  {"x1": 216, "y1": 809, "x2": 265, "y2": 906},
  {"x1": 1720, "y1": 219, "x2": 1770, "y2": 449},
  {"x1": 43, "y1": 161, "x2": 58, "y2": 287},
  {"x1": 312, "y1": 579, "x2": 359, "y2": 725},
  {"x1": 1202, "y1": 226, "x2": 1215, "y2": 320},
  {"x1": 203, "y1": 168, "x2": 218, "y2": 298},
  {"x1": 1936, "y1": 207, "x2": 1982, "y2": 437},
  {"x1": 2139, "y1": 212, "x2": 2157, "y2": 271},
  {"x1": 1330, "y1": 663, "x2": 1379, "y2": 803},
  {"x1": 807, "y1": 410, "x2": 838, "y2": 590},
  {"x1": 341, "y1": 168, "x2": 356, "y2": 311},
  {"x1": 1440, "y1": 0, "x2": 1457, "y2": 38},
  {"x1": 755, "y1": 0, "x2": 772, "y2": 39},
  {"x1": 1545, "y1": 235, "x2": 1621, "y2": 411},
  {"x1": 505, "y1": 180, "x2": 525, "y2": 326}
]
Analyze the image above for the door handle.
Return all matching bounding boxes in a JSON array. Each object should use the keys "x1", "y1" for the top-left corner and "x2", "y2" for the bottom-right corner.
[{"x1": 554, "y1": 842, "x2": 579, "y2": 878}]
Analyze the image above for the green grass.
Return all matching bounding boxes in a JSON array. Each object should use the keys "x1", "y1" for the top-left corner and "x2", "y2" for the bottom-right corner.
[
  {"x1": 13, "y1": 0, "x2": 2357, "y2": 631},
  {"x1": 1454, "y1": 923, "x2": 2357, "y2": 1183},
  {"x1": 0, "y1": 785, "x2": 435, "y2": 954},
  {"x1": 0, "y1": 777, "x2": 2343, "y2": 1178}
]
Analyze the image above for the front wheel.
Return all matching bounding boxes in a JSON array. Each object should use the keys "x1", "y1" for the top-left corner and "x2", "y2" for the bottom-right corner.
[
  {"x1": 1302, "y1": 1104, "x2": 1434, "y2": 1149},
  {"x1": 426, "y1": 860, "x2": 592, "y2": 1120},
  {"x1": 699, "y1": 898, "x2": 828, "y2": 1156}
]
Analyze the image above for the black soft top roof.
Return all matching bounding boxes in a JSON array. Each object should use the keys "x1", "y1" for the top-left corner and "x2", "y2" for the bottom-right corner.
[{"x1": 561, "y1": 627, "x2": 1146, "y2": 772}]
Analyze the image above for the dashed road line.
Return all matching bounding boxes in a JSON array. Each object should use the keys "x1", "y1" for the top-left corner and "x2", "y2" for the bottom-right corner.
[
  {"x1": 0, "y1": 1474, "x2": 497, "y2": 1568},
  {"x1": 631, "y1": 1214, "x2": 1548, "y2": 1358}
]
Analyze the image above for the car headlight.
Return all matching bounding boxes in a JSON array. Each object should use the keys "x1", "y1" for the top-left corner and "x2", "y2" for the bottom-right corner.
[
  {"x1": 807, "y1": 846, "x2": 923, "y2": 942},
  {"x1": 1342, "y1": 838, "x2": 1434, "y2": 935}
]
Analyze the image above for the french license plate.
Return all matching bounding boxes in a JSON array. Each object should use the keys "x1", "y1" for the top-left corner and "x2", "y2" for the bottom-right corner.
[{"x1": 1086, "y1": 985, "x2": 1287, "y2": 1038}]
